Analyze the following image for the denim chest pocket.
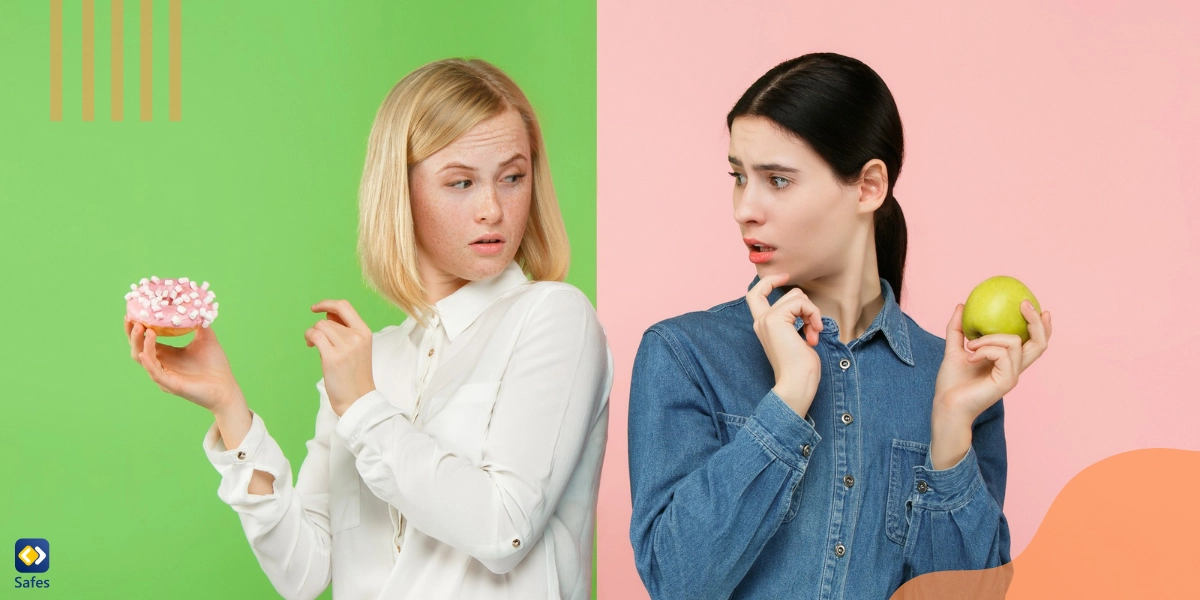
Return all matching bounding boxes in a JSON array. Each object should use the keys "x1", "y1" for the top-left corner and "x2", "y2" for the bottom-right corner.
[
  {"x1": 717, "y1": 412, "x2": 805, "y2": 523},
  {"x1": 421, "y1": 381, "x2": 502, "y2": 465},
  {"x1": 885, "y1": 438, "x2": 928, "y2": 546}
]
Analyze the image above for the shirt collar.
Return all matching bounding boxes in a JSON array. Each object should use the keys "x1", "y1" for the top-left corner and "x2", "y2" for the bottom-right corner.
[
  {"x1": 746, "y1": 275, "x2": 914, "y2": 366},
  {"x1": 428, "y1": 261, "x2": 530, "y2": 342}
]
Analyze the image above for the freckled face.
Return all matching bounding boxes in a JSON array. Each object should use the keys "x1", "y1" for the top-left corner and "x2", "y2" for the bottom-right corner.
[
  {"x1": 728, "y1": 116, "x2": 860, "y2": 283},
  {"x1": 409, "y1": 108, "x2": 532, "y2": 293}
]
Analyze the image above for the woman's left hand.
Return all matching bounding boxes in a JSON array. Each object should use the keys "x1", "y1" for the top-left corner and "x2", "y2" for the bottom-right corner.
[
  {"x1": 306, "y1": 299, "x2": 377, "y2": 416},
  {"x1": 930, "y1": 300, "x2": 1052, "y2": 467}
]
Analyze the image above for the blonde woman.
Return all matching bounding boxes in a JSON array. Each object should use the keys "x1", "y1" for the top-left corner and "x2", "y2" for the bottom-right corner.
[{"x1": 124, "y1": 59, "x2": 612, "y2": 600}]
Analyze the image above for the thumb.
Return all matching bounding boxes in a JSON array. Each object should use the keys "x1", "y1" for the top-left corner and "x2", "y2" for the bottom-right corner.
[
  {"x1": 194, "y1": 323, "x2": 217, "y2": 344},
  {"x1": 945, "y1": 304, "x2": 965, "y2": 355}
]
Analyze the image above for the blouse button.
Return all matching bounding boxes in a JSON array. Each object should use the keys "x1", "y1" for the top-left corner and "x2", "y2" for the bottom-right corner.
[
  {"x1": 917, "y1": 480, "x2": 929, "y2": 494},
  {"x1": 428, "y1": 348, "x2": 435, "y2": 357},
  {"x1": 236, "y1": 451, "x2": 246, "y2": 460},
  {"x1": 511, "y1": 538, "x2": 521, "y2": 549},
  {"x1": 834, "y1": 543, "x2": 846, "y2": 557},
  {"x1": 839, "y1": 358, "x2": 851, "y2": 370},
  {"x1": 844, "y1": 474, "x2": 855, "y2": 488},
  {"x1": 801, "y1": 444, "x2": 811, "y2": 458},
  {"x1": 841, "y1": 413, "x2": 853, "y2": 425}
]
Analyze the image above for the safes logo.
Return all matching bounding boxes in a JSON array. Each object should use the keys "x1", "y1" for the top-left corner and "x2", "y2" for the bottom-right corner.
[
  {"x1": 14, "y1": 540, "x2": 48, "y2": 574},
  {"x1": 14, "y1": 539, "x2": 51, "y2": 590}
]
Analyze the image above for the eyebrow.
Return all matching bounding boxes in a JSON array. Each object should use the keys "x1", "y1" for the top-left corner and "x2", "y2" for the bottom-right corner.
[
  {"x1": 727, "y1": 156, "x2": 799, "y2": 173},
  {"x1": 437, "y1": 153, "x2": 528, "y2": 173}
]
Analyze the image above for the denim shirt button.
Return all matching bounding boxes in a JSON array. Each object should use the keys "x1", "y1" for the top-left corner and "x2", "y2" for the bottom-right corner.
[
  {"x1": 834, "y1": 543, "x2": 846, "y2": 557},
  {"x1": 839, "y1": 358, "x2": 851, "y2": 370},
  {"x1": 841, "y1": 413, "x2": 853, "y2": 425},
  {"x1": 917, "y1": 480, "x2": 929, "y2": 494},
  {"x1": 844, "y1": 474, "x2": 855, "y2": 488},
  {"x1": 801, "y1": 444, "x2": 812, "y2": 458}
]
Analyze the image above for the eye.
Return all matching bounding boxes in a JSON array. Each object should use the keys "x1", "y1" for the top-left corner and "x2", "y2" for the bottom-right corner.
[
  {"x1": 449, "y1": 180, "x2": 472, "y2": 189},
  {"x1": 502, "y1": 173, "x2": 527, "y2": 184},
  {"x1": 770, "y1": 176, "x2": 790, "y2": 189},
  {"x1": 728, "y1": 171, "x2": 746, "y2": 186}
]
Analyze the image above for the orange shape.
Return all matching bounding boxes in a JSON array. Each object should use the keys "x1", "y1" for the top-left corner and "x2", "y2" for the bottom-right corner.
[{"x1": 892, "y1": 449, "x2": 1200, "y2": 599}]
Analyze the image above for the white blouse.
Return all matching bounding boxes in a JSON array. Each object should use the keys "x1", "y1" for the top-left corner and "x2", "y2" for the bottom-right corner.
[{"x1": 202, "y1": 261, "x2": 613, "y2": 599}]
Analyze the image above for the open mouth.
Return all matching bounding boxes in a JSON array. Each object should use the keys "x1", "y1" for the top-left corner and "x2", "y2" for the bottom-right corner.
[
  {"x1": 745, "y1": 239, "x2": 777, "y2": 264},
  {"x1": 471, "y1": 235, "x2": 505, "y2": 245},
  {"x1": 470, "y1": 235, "x2": 506, "y2": 254}
]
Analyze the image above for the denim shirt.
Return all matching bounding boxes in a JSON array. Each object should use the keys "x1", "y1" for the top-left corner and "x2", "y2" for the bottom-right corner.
[{"x1": 628, "y1": 277, "x2": 1010, "y2": 600}]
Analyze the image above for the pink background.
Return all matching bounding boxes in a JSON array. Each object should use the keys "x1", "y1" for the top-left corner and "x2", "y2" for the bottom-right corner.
[{"x1": 596, "y1": 1, "x2": 1200, "y2": 597}]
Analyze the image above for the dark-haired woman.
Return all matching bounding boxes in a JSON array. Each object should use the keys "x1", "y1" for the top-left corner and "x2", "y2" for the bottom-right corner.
[{"x1": 628, "y1": 53, "x2": 1052, "y2": 599}]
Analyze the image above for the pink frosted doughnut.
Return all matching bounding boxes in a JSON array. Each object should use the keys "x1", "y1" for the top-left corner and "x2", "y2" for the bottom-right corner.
[{"x1": 124, "y1": 276, "x2": 219, "y2": 336}]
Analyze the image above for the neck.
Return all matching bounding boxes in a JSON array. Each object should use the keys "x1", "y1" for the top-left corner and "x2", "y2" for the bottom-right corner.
[
  {"x1": 797, "y1": 237, "x2": 885, "y2": 345},
  {"x1": 423, "y1": 275, "x2": 469, "y2": 306}
]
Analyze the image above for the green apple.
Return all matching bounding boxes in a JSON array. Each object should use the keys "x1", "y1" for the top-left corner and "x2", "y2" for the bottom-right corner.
[{"x1": 961, "y1": 276, "x2": 1041, "y2": 343}]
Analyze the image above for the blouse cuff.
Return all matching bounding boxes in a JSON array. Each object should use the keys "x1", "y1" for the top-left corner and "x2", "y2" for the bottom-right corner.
[
  {"x1": 202, "y1": 411, "x2": 290, "y2": 507},
  {"x1": 334, "y1": 390, "x2": 407, "y2": 451}
]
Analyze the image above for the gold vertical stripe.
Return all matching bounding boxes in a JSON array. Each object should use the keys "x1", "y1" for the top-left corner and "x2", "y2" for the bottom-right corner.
[
  {"x1": 50, "y1": 0, "x2": 62, "y2": 121},
  {"x1": 169, "y1": 0, "x2": 181, "y2": 121},
  {"x1": 112, "y1": 0, "x2": 124, "y2": 121},
  {"x1": 139, "y1": 0, "x2": 152, "y2": 121},
  {"x1": 82, "y1": 0, "x2": 94, "y2": 121}
]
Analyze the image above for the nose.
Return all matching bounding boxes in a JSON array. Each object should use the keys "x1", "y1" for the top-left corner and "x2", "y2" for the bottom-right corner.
[
  {"x1": 476, "y1": 183, "x2": 503, "y2": 224},
  {"x1": 733, "y1": 182, "x2": 763, "y2": 226}
]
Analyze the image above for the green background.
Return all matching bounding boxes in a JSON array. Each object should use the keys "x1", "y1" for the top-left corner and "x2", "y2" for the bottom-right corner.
[{"x1": 0, "y1": 1, "x2": 596, "y2": 597}]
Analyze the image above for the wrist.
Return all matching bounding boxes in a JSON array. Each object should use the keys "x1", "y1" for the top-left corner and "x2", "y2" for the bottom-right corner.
[
  {"x1": 932, "y1": 393, "x2": 977, "y2": 429},
  {"x1": 333, "y1": 385, "x2": 377, "y2": 417},
  {"x1": 930, "y1": 398, "x2": 975, "y2": 470},
  {"x1": 773, "y1": 381, "x2": 815, "y2": 416},
  {"x1": 210, "y1": 386, "x2": 247, "y2": 419}
]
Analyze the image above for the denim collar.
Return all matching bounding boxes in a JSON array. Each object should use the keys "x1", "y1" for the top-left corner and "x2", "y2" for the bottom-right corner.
[
  {"x1": 425, "y1": 261, "x2": 529, "y2": 342},
  {"x1": 747, "y1": 275, "x2": 915, "y2": 366}
]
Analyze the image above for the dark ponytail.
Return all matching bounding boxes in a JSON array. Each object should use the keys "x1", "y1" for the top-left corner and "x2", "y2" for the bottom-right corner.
[
  {"x1": 873, "y1": 194, "x2": 907, "y2": 302},
  {"x1": 727, "y1": 53, "x2": 908, "y2": 302}
]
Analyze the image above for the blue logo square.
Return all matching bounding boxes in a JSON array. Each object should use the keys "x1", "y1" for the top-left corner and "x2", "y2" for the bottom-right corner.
[{"x1": 15, "y1": 539, "x2": 49, "y2": 573}]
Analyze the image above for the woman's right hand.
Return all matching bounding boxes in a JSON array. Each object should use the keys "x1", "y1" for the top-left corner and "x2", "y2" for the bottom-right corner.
[
  {"x1": 125, "y1": 316, "x2": 244, "y2": 414},
  {"x1": 746, "y1": 273, "x2": 823, "y2": 417}
]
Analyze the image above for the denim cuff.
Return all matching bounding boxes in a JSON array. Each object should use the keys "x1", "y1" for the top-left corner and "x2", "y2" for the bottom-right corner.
[
  {"x1": 743, "y1": 389, "x2": 822, "y2": 471},
  {"x1": 911, "y1": 445, "x2": 984, "y2": 511}
]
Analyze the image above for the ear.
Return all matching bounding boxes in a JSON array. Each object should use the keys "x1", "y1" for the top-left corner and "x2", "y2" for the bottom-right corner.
[{"x1": 857, "y1": 159, "x2": 889, "y2": 214}]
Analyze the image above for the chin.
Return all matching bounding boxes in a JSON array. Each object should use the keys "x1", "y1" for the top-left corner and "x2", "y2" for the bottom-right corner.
[
  {"x1": 757, "y1": 264, "x2": 807, "y2": 285},
  {"x1": 464, "y1": 258, "x2": 510, "y2": 281},
  {"x1": 755, "y1": 264, "x2": 785, "y2": 279}
]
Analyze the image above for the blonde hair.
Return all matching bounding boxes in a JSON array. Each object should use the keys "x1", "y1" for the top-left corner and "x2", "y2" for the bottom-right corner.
[{"x1": 357, "y1": 58, "x2": 571, "y2": 325}]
